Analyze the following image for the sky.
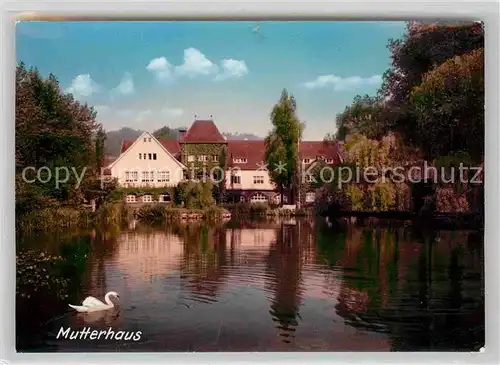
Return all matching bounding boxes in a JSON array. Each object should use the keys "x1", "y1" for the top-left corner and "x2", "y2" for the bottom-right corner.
[{"x1": 16, "y1": 21, "x2": 407, "y2": 140}]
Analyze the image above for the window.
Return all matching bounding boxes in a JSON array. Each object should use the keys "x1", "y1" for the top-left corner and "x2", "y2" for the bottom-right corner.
[
  {"x1": 306, "y1": 174, "x2": 314, "y2": 182},
  {"x1": 153, "y1": 153, "x2": 157, "y2": 160},
  {"x1": 126, "y1": 195, "x2": 136, "y2": 203},
  {"x1": 158, "y1": 171, "x2": 170, "y2": 182},
  {"x1": 231, "y1": 175, "x2": 241, "y2": 184},
  {"x1": 125, "y1": 171, "x2": 139, "y2": 182},
  {"x1": 159, "y1": 192, "x2": 171, "y2": 202},
  {"x1": 213, "y1": 155, "x2": 219, "y2": 162},
  {"x1": 274, "y1": 194, "x2": 288, "y2": 204},
  {"x1": 325, "y1": 158, "x2": 334, "y2": 164},
  {"x1": 148, "y1": 153, "x2": 152, "y2": 160},
  {"x1": 253, "y1": 175, "x2": 264, "y2": 184},
  {"x1": 250, "y1": 193, "x2": 268, "y2": 203},
  {"x1": 303, "y1": 158, "x2": 311, "y2": 164},
  {"x1": 142, "y1": 194, "x2": 153, "y2": 203},
  {"x1": 148, "y1": 138, "x2": 151, "y2": 142},
  {"x1": 198, "y1": 155, "x2": 208, "y2": 162},
  {"x1": 233, "y1": 158, "x2": 248, "y2": 164},
  {"x1": 144, "y1": 138, "x2": 147, "y2": 142},
  {"x1": 139, "y1": 153, "x2": 142, "y2": 159},
  {"x1": 239, "y1": 196, "x2": 245, "y2": 202},
  {"x1": 187, "y1": 155, "x2": 195, "y2": 162},
  {"x1": 131, "y1": 171, "x2": 138, "y2": 181},
  {"x1": 306, "y1": 192, "x2": 316, "y2": 203},
  {"x1": 141, "y1": 171, "x2": 154, "y2": 182}
]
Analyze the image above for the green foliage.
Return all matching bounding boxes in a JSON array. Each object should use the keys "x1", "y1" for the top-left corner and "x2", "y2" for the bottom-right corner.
[
  {"x1": 16, "y1": 62, "x2": 115, "y2": 226},
  {"x1": 153, "y1": 125, "x2": 184, "y2": 140},
  {"x1": 371, "y1": 181, "x2": 396, "y2": 212},
  {"x1": 180, "y1": 143, "x2": 227, "y2": 179},
  {"x1": 335, "y1": 95, "x2": 388, "y2": 140},
  {"x1": 335, "y1": 22, "x2": 484, "y2": 163},
  {"x1": 17, "y1": 237, "x2": 90, "y2": 301},
  {"x1": 410, "y1": 49, "x2": 484, "y2": 162},
  {"x1": 265, "y1": 89, "x2": 304, "y2": 205},
  {"x1": 345, "y1": 185, "x2": 364, "y2": 211},
  {"x1": 135, "y1": 205, "x2": 228, "y2": 223},
  {"x1": 173, "y1": 181, "x2": 215, "y2": 208}
]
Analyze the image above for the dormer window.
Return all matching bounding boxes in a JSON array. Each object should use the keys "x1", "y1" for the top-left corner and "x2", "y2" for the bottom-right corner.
[
  {"x1": 233, "y1": 158, "x2": 248, "y2": 164},
  {"x1": 303, "y1": 158, "x2": 311, "y2": 164},
  {"x1": 325, "y1": 158, "x2": 334, "y2": 164}
]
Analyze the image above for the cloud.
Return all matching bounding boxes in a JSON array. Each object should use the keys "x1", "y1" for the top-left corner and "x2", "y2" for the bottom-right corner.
[
  {"x1": 112, "y1": 72, "x2": 135, "y2": 96},
  {"x1": 65, "y1": 74, "x2": 100, "y2": 97},
  {"x1": 136, "y1": 109, "x2": 152, "y2": 122},
  {"x1": 174, "y1": 48, "x2": 218, "y2": 78},
  {"x1": 215, "y1": 59, "x2": 249, "y2": 81},
  {"x1": 303, "y1": 74, "x2": 382, "y2": 90},
  {"x1": 146, "y1": 57, "x2": 173, "y2": 81},
  {"x1": 147, "y1": 49, "x2": 247, "y2": 83},
  {"x1": 162, "y1": 107, "x2": 184, "y2": 117}
]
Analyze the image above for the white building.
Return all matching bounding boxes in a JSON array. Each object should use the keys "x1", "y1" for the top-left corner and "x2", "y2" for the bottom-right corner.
[{"x1": 105, "y1": 119, "x2": 343, "y2": 204}]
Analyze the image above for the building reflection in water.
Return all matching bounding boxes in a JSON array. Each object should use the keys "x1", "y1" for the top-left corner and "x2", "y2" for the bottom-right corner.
[{"x1": 71, "y1": 219, "x2": 482, "y2": 351}]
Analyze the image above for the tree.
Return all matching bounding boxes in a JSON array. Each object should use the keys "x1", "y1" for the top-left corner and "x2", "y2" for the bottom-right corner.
[
  {"x1": 377, "y1": 22, "x2": 484, "y2": 147},
  {"x1": 153, "y1": 125, "x2": 183, "y2": 140},
  {"x1": 335, "y1": 95, "x2": 388, "y2": 140},
  {"x1": 16, "y1": 62, "x2": 101, "y2": 214},
  {"x1": 95, "y1": 125, "x2": 107, "y2": 172},
  {"x1": 410, "y1": 48, "x2": 484, "y2": 162},
  {"x1": 265, "y1": 89, "x2": 303, "y2": 206}
]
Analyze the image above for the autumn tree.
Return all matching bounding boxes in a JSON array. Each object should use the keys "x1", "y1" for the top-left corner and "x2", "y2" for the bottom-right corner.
[
  {"x1": 410, "y1": 48, "x2": 484, "y2": 162},
  {"x1": 379, "y1": 21, "x2": 484, "y2": 147},
  {"x1": 265, "y1": 89, "x2": 303, "y2": 206}
]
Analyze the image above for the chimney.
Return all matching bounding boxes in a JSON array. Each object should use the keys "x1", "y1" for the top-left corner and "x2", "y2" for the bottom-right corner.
[{"x1": 178, "y1": 128, "x2": 187, "y2": 141}]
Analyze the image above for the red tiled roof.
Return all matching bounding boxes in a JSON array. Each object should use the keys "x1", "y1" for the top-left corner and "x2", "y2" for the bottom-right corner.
[
  {"x1": 226, "y1": 140, "x2": 342, "y2": 171},
  {"x1": 299, "y1": 140, "x2": 341, "y2": 160},
  {"x1": 183, "y1": 120, "x2": 226, "y2": 143},
  {"x1": 120, "y1": 139, "x2": 181, "y2": 156},
  {"x1": 226, "y1": 140, "x2": 267, "y2": 170}
]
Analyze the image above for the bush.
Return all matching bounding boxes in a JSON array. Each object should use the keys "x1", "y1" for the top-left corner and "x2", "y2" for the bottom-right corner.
[{"x1": 136, "y1": 204, "x2": 168, "y2": 223}]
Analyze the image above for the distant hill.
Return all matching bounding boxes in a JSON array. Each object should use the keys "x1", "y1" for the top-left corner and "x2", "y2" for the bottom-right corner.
[
  {"x1": 105, "y1": 127, "x2": 144, "y2": 157},
  {"x1": 104, "y1": 128, "x2": 262, "y2": 157}
]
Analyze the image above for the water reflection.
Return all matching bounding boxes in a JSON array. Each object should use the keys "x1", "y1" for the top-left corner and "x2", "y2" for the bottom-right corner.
[{"x1": 16, "y1": 218, "x2": 484, "y2": 352}]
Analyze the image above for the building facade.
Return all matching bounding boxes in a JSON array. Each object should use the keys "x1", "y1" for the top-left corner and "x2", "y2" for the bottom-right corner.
[{"x1": 107, "y1": 119, "x2": 343, "y2": 204}]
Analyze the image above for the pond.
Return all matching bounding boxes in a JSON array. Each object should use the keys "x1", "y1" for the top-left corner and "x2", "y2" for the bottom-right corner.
[{"x1": 16, "y1": 218, "x2": 484, "y2": 352}]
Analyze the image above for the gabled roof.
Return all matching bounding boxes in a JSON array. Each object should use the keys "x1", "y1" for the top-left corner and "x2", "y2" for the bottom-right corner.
[
  {"x1": 109, "y1": 132, "x2": 186, "y2": 170},
  {"x1": 121, "y1": 139, "x2": 181, "y2": 156},
  {"x1": 183, "y1": 120, "x2": 226, "y2": 143}
]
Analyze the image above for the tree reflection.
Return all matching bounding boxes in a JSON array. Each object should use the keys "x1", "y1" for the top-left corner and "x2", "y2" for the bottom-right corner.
[
  {"x1": 316, "y1": 222, "x2": 484, "y2": 351},
  {"x1": 265, "y1": 222, "x2": 306, "y2": 343}
]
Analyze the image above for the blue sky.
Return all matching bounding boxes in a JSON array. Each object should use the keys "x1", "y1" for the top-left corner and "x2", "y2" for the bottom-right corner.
[{"x1": 16, "y1": 21, "x2": 407, "y2": 140}]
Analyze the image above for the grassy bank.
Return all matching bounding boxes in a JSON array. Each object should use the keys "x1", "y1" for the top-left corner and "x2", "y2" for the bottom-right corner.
[
  {"x1": 134, "y1": 204, "x2": 231, "y2": 224},
  {"x1": 222, "y1": 203, "x2": 312, "y2": 218},
  {"x1": 16, "y1": 202, "x2": 130, "y2": 232}
]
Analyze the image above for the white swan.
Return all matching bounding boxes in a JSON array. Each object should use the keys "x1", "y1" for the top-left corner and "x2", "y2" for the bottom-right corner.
[{"x1": 68, "y1": 291, "x2": 120, "y2": 313}]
